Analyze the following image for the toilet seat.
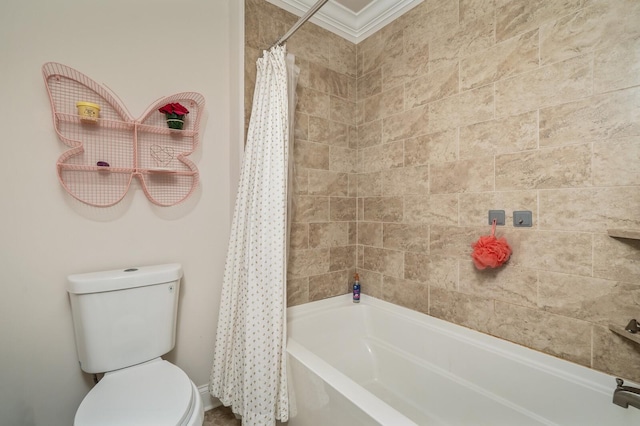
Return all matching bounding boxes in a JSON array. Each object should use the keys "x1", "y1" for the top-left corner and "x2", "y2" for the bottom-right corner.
[{"x1": 75, "y1": 359, "x2": 202, "y2": 426}]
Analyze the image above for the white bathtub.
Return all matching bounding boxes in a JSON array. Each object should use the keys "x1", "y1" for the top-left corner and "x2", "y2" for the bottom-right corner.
[{"x1": 286, "y1": 294, "x2": 640, "y2": 426}]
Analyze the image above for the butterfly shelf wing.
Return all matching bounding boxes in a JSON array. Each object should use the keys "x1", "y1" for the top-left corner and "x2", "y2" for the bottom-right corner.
[
  {"x1": 42, "y1": 62, "x2": 205, "y2": 207},
  {"x1": 137, "y1": 93, "x2": 204, "y2": 206}
]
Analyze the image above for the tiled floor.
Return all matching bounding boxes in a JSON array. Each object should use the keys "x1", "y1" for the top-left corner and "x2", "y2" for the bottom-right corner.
[
  {"x1": 203, "y1": 406, "x2": 241, "y2": 426},
  {"x1": 203, "y1": 406, "x2": 287, "y2": 425}
]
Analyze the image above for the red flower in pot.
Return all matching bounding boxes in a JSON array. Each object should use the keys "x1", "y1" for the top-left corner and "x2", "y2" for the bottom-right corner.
[{"x1": 159, "y1": 102, "x2": 189, "y2": 130}]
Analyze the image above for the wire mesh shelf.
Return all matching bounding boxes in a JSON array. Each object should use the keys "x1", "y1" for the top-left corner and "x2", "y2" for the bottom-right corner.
[{"x1": 43, "y1": 62, "x2": 205, "y2": 207}]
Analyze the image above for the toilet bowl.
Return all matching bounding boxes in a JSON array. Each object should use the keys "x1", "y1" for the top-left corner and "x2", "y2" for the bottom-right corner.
[
  {"x1": 67, "y1": 264, "x2": 204, "y2": 426},
  {"x1": 74, "y1": 359, "x2": 203, "y2": 426}
]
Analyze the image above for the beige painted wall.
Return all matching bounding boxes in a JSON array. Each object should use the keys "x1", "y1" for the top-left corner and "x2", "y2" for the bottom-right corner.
[
  {"x1": 0, "y1": 0, "x2": 242, "y2": 424},
  {"x1": 248, "y1": 0, "x2": 640, "y2": 383}
]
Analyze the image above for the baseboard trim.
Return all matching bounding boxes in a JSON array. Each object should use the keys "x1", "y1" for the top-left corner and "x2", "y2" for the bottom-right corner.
[{"x1": 198, "y1": 384, "x2": 221, "y2": 412}]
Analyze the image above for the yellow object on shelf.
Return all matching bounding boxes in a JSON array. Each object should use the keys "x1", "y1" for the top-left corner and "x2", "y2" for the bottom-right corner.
[{"x1": 76, "y1": 101, "x2": 100, "y2": 122}]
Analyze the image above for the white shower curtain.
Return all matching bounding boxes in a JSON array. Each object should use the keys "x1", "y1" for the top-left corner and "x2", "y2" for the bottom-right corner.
[{"x1": 210, "y1": 45, "x2": 297, "y2": 425}]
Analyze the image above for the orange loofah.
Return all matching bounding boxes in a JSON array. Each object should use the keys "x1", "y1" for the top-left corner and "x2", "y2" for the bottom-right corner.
[{"x1": 471, "y1": 220, "x2": 512, "y2": 270}]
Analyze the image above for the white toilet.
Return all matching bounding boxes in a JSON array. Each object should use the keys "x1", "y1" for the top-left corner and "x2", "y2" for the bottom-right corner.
[{"x1": 67, "y1": 263, "x2": 204, "y2": 426}]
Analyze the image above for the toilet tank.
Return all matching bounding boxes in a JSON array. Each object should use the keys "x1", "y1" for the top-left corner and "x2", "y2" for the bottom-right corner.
[{"x1": 67, "y1": 264, "x2": 182, "y2": 374}]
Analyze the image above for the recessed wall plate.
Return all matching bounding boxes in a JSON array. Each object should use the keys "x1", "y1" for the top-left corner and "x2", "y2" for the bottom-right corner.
[
  {"x1": 488, "y1": 210, "x2": 505, "y2": 225},
  {"x1": 513, "y1": 211, "x2": 533, "y2": 227}
]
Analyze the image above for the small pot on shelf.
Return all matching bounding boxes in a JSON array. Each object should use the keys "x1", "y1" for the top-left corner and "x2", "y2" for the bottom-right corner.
[
  {"x1": 76, "y1": 101, "x2": 100, "y2": 122},
  {"x1": 158, "y1": 102, "x2": 189, "y2": 131},
  {"x1": 165, "y1": 113, "x2": 185, "y2": 130}
]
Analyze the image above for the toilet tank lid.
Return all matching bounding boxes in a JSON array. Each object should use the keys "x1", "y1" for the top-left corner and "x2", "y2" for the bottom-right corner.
[{"x1": 67, "y1": 263, "x2": 183, "y2": 294}]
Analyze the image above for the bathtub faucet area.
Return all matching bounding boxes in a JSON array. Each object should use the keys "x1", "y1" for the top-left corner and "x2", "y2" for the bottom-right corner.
[{"x1": 614, "y1": 378, "x2": 640, "y2": 410}]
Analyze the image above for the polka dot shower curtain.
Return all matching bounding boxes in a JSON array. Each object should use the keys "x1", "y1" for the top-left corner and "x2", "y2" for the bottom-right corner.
[{"x1": 210, "y1": 45, "x2": 298, "y2": 425}]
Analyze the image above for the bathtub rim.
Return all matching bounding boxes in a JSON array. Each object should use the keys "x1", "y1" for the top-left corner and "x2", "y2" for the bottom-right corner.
[
  {"x1": 287, "y1": 339, "x2": 419, "y2": 426},
  {"x1": 288, "y1": 294, "x2": 628, "y2": 399}
]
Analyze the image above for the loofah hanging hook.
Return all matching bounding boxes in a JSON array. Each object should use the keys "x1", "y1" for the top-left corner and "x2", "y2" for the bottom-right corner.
[{"x1": 471, "y1": 219, "x2": 512, "y2": 270}]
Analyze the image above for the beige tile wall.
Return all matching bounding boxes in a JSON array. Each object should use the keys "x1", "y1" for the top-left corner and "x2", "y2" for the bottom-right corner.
[
  {"x1": 246, "y1": 0, "x2": 640, "y2": 382},
  {"x1": 245, "y1": 0, "x2": 357, "y2": 306}
]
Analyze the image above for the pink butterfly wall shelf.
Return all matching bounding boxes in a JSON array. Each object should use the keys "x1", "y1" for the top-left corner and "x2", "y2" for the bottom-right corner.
[{"x1": 42, "y1": 62, "x2": 205, "y2": 207}]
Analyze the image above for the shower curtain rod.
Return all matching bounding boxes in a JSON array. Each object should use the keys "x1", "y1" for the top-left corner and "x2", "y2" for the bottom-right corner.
[{"x1": 270, "y1": 0, "x2": 330, "y2": 49}]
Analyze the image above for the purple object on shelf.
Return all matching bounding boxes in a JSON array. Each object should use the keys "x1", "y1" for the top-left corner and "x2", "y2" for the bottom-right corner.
[{"x1": 97, "y1": 161, "x2": 110, "y2": 167}]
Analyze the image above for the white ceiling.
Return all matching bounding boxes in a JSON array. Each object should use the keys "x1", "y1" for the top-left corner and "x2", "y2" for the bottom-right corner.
[
  {"x1": 335, "y1": 0, "x2": 374, "y2": 13},
  {"x1": 265, "y1": 0, "x2": 424, "y2": 44}
]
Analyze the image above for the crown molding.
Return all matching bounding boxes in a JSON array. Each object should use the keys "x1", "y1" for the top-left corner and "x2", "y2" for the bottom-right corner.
[{"x1": 265, "y1": 0, "x2": 423, "y2": 44}]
